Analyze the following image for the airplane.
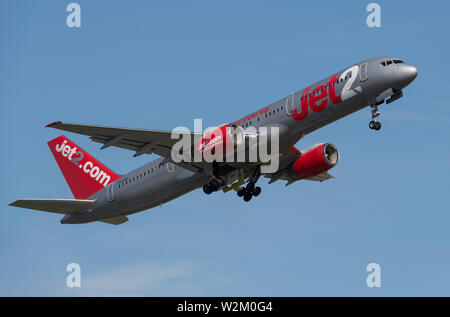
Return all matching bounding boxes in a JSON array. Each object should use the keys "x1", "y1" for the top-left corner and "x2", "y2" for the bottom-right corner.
[{"x1": 9, "y1": 56, "x2": 418, "y2": 225}]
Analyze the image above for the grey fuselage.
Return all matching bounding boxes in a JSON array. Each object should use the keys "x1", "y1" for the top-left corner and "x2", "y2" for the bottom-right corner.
[{"x1": 62, "y1": 56, "x2": 418, "y2": 224}]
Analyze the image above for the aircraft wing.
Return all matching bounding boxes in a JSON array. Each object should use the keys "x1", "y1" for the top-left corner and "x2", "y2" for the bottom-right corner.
[
  {"x1": 46, "y1": 122, "x2": 334, "y2": 185},
  {"x1": 46, "y1": 121, "x2": 203, "y2": 172}
]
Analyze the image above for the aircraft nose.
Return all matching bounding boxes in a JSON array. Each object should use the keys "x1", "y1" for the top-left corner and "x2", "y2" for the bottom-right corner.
[{"x1": 400, "y1": 64, "x2": 418, "y2": 86}]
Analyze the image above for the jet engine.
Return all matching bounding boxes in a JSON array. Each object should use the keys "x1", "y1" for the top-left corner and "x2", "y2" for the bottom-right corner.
[{"x1": 290, "y1": 143, "x2": 339, "y2": 180}]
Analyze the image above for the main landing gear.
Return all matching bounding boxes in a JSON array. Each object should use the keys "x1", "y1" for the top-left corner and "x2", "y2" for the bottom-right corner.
[
  {"x1": 369, "y1": 104, "x2": 382, "y2": 131},
  {"x1": 202, "y1": 165, "x2": 263, "y2": 202},
  {"x1": 203, "y1": 178, "x2": 223, "y2": 195},
  {"x1": 237, "y1": 166, "x2": 262, "y2": 202},
  {"x1": 203, "y1": 161, "x2": 225, "y2": 195}
]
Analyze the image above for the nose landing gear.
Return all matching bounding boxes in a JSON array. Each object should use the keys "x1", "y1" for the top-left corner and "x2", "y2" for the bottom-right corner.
[
  {"x1": 369, "y1": 104, "x2": 382, "y2": 131},
  {"x1": 369, "y1": 120, "x2": 381, "y2": 130}
]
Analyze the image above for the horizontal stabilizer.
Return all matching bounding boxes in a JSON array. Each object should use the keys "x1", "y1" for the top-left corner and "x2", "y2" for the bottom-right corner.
[{"x1": 8, "y1": 199, "x2": 95, "y2": 214}]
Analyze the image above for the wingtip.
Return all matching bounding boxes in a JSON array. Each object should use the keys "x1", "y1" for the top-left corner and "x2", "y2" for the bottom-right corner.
[{"x1": 45, "y1": 121, "x2": 61, "y2": 128}]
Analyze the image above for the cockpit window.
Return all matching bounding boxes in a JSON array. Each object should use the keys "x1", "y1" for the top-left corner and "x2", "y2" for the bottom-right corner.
[{"x1": 381, "y1": 59, "x2": 403, "y2": 67}]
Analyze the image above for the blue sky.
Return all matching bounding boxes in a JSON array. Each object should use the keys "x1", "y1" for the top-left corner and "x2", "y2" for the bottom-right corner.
[{"x1": 1, "y1": 0, "x2": 449, "y2": 296}]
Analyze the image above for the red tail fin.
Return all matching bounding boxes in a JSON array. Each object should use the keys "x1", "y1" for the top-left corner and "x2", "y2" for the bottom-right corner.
[{"x1": 48, "y1": 136, "x2": 121, "y2": 199}]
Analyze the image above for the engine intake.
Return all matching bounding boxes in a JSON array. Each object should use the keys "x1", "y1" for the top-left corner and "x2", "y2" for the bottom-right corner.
[{"x1": 290, "y1": 143, "x2": 339, "y2": 180}]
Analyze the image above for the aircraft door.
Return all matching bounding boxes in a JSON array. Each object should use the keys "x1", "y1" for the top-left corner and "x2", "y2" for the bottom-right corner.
[
  {"x1": 163, "y1": 163, "x2": 175, "y2": 202},
  {"x1": 107, "y1": 183, "x2": 115, "y2": 202},
  {"x1": 360, "y1": 62, "x2": 368, "y2": 82},
  {"x1": 285, "y1": 94, "x2": 296, "y2": 116},
  {"x1": 166, "y1": 162, "x2": 174, "y2": 173}
]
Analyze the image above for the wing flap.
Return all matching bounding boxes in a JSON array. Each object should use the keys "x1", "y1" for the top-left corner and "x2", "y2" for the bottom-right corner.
[
  {"x1": 304, "y1": 172, "x2": 335, "y2": 182},
  {"x1": 9, "y1": 199, "x2": 96, "y2": 214},
  {"x1": 100, "y1": 216, "x2": 129, "y2": 225}
]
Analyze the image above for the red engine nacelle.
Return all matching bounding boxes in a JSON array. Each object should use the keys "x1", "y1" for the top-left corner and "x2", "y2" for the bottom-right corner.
[{"x1": 291, "y1": 143, "x2": 339, "y2": 179}]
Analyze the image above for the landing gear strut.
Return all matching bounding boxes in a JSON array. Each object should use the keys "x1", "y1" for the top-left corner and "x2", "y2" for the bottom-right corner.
[
  {"x1": 369, "y1": 104, "x2": 382, "y2": 131},
  {"x1": 203, "y1": 161, "x2": 225, "y2": 195},
  {"x1": 237, "y1": 166, "x2": 262, "y2": 202}
]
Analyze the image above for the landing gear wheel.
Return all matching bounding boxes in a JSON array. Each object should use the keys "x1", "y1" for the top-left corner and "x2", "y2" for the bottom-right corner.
[
  {"x1": 369, "y1": 105, "x2": 382, "y2": 131},
  {"x1": 237, "y1": 188, "x2": 246, "y2": 197},
  {"x1": 210, "y1": 179, "x2": 220, "y2": 190},
  {"x1": 203, "y1": 185, "x2": 212, "y2": 195},
  {"x1": 243, "y1": 192, "x2": 253, "y2": 202},
  {"x1": 252, "y1": 186, "x2": 261, "y2": 197}
]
